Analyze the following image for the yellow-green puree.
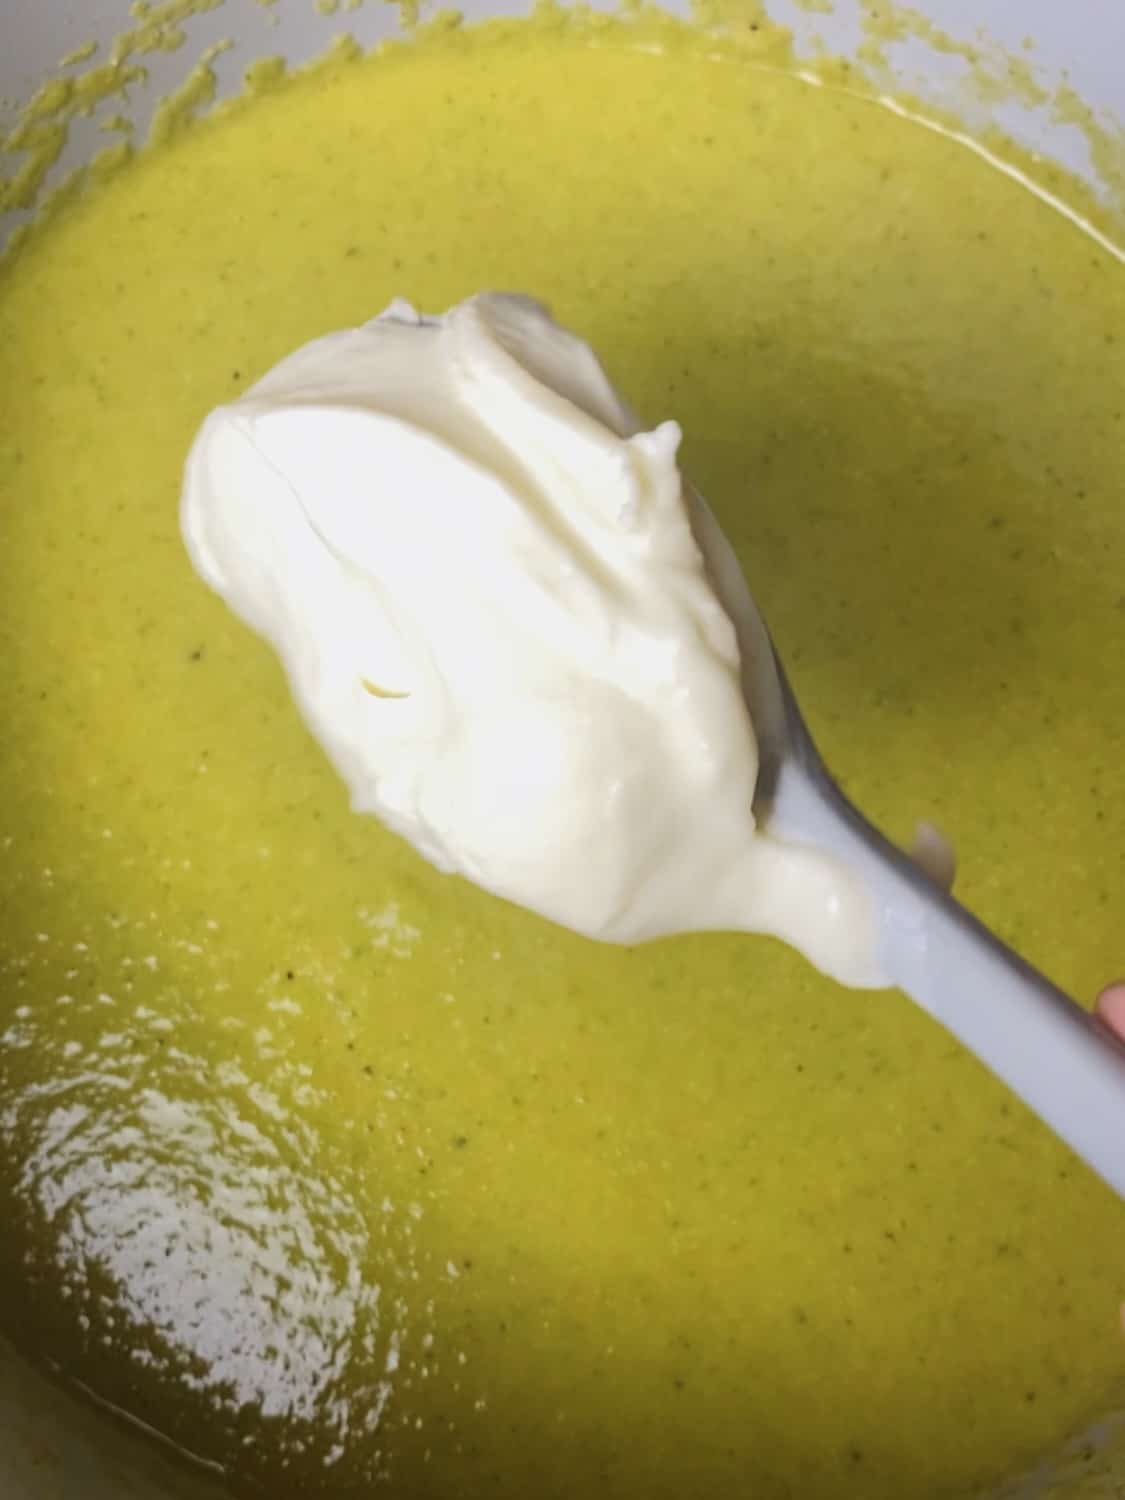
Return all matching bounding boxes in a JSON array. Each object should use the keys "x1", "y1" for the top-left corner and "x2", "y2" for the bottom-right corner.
[{"x1": 0, "y1": 13, "x2": 1123, "y2": 1500}]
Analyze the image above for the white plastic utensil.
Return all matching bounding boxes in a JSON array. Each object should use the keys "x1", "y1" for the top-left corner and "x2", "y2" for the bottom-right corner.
[{"x1": 695, "y1": 491, "x2": 1125, "y2": 1200}]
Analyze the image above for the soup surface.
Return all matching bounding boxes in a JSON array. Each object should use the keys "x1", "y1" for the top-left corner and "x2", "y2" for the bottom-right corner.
[{"x1": 1, "y1": 18, "x2": 1123, "y2": 1499}]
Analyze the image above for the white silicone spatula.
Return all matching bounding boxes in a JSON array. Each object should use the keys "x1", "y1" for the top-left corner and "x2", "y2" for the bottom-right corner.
[{"x1": 693, "y1": 489, "x2": 1125, "y2": 1199}]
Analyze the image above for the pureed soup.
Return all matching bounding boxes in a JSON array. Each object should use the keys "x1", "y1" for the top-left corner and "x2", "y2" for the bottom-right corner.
[{"x1": 0, "y1": 10, "x2": 1123, "y2": 1499}]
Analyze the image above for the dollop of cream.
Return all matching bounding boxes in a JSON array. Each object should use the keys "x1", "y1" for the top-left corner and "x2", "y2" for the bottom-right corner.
[{"x1": 182, "y1": 293, "x2": 876, "y2": 984}]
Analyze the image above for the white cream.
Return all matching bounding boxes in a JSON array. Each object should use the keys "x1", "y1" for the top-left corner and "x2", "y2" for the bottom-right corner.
[{"x1": 181, "y1": 293, "x2": 877, "y2": 985}]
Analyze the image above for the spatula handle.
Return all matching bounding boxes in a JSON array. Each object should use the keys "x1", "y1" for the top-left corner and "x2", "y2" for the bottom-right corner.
[
  {"x1": 872, "y1": 854, "x2": 1125, "y2": 1198},
  {"x1": 766, "y1": 648, "x2": 1125, "y2": 1197}
]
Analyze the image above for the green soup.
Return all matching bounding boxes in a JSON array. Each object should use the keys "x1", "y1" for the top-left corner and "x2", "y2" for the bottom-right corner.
[{"x1": 0, "y1": 18, "x2": 1123, "y2": 1500}]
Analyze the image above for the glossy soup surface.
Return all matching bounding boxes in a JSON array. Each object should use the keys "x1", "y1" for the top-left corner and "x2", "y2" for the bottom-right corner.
[{"x1": 0, "y1": 22, "x2": 1123, "y2": 1499}]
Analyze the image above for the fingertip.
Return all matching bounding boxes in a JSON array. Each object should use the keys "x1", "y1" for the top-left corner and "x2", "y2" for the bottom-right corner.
[{"x1": 1094, "y1": 981, "x2": 1125, "y2": 1039}]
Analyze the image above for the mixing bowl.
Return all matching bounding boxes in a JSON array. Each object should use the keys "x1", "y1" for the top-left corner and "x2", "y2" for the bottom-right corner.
[{"x1": 1, "y1": 1, "x2": 1122, "y2": 1496}]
